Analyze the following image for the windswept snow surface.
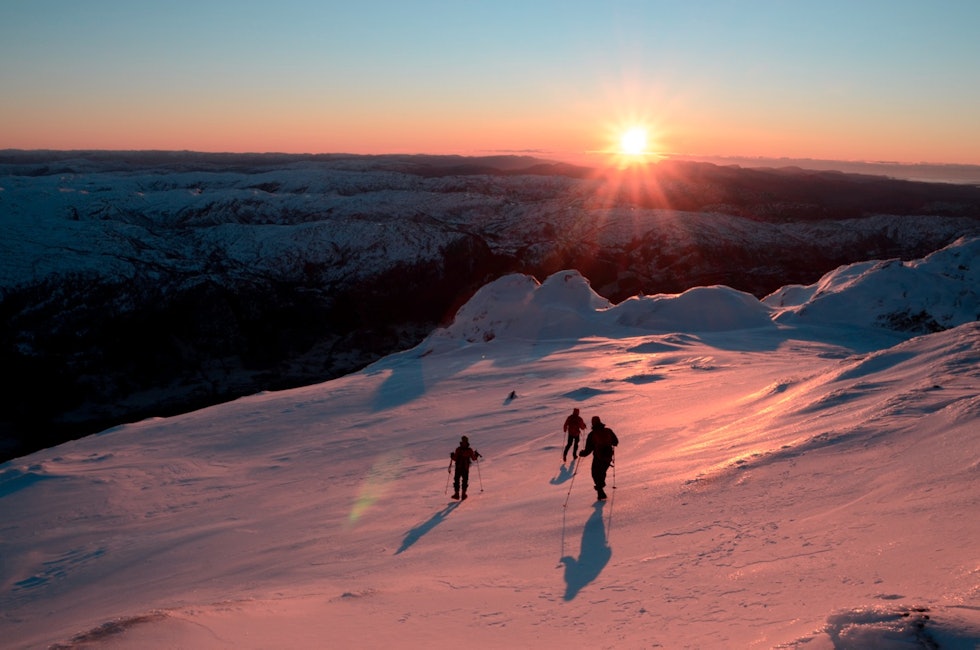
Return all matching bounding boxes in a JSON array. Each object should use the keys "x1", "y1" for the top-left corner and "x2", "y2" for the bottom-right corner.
[{"x1": 1, "y1": 240, "x2": 978, "y2": 649}]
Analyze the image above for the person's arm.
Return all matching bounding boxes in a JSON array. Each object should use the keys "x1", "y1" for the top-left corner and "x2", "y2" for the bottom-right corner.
[{"x1": 579, "y1": 433, "x2": 593, "y2": 456}]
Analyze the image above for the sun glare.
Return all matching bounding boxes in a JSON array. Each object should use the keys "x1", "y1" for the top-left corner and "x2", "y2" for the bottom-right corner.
[
  {"x1": 597, "y1": 117, "x2": 663, "y2": 169},
  {"x1": 619, "y1": 127, "x2": 648, "y2": 156}
]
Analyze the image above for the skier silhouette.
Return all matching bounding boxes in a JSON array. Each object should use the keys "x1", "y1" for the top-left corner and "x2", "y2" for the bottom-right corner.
[
  {"x1": 577, "y1": 416, "x2": 618, "y2": 500},
  {"x1": 562, "y1": 408, "x2": 586, "y2": 462},
  {"x1": 450, "y1": 436, "x2": 480, "y2": 500}
]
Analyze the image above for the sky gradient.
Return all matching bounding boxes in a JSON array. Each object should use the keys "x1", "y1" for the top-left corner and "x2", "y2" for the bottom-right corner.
[{"x1": 2, "y1": 1, "x2": 979, "y2": 165}]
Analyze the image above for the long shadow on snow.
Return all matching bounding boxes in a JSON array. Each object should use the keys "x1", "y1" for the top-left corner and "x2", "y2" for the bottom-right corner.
[
  {"x1": 560, "y1": 502, "x2": 611, "y2": 600},
  {"x1": 549, "y1": 459, "x2": 577, "y2": 485},
  {"x1": 395, "y1": 502, "x2": 460, "y2": 554}
]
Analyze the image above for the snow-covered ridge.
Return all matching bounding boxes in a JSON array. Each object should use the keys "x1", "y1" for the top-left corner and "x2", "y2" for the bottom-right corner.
[
  {"x1": 2, "y1": 152, "x2": 979, "y2": 294},
  {"x1": 767, "y1": 235, "x2": 980, "y2": 331},
  {"x1": 425, "y1": 236, "x2": 978, "y2": 348}
]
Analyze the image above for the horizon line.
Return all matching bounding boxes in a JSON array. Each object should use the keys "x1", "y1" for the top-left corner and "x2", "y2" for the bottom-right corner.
[{"x1": 3, "y1": 146, "x2": 980, "y2": 171}]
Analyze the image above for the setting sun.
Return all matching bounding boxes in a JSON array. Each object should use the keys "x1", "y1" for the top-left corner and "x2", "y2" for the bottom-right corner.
[
  {"x1": 619, "y1": 127, "x2": 648, "y2": 155},
  {"x1": 601, "y1": 121, "x2": 660, "y2": 168}
]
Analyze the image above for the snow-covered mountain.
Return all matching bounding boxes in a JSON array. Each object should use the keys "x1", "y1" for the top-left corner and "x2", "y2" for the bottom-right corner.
[
  {"x1": 3, "y1": 152, "x2": 979, "y2": 294},
  {"x1": 2, "y1": 151, "x2": 980, "y2": 462},
  {"x1": 0, "y1": 237, "x2": 977, "y2": 648}
]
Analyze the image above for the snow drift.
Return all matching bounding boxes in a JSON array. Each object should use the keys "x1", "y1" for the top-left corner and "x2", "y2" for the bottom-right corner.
[{"x1": 765, "y1": 235, "x2": 980, "y2": 332}]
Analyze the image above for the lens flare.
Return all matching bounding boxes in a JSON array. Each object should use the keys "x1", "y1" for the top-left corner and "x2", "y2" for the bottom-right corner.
[{"x1": 347, "y1": 450, "x2": 405, "y2": 527}]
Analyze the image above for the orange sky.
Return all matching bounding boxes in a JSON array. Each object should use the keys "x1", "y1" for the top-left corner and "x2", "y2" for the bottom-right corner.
[{"x1": 3, "y1": 2, "x2": 979, "y2": 165}]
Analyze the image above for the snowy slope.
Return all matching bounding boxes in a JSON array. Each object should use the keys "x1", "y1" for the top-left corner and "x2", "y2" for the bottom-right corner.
[{"x1": 0, "y1": 241, "x2": 978, "y2": 649}]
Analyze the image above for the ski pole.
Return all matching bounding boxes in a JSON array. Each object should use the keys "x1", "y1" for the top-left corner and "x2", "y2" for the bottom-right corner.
[
  {"x1": 611, "y1": 449, "x2": 616, "y2": 491},
  {"x1": 559, "y1": 456, "x2": 580, "y2": 561},
  {"x1": 445, "y1": 458, "x2": 453, "y2": 494},
  {"x1": 607, "y1": 450, "x2": 616, "y2": 538},
  {"x1": 561, "y1": 456, "x2": 579, "y2": 509},
  {"x1": 475, "y1": 455, "x2": 484, "y2": 492}
]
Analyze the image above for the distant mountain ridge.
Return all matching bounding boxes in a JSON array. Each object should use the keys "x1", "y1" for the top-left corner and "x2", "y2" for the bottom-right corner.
[
  {"x1": 1, "y1": 151, "x2": 978, "y2": 461},
  {"x1": 666, "y1": 153, "x2": 980, "y2": 185}
]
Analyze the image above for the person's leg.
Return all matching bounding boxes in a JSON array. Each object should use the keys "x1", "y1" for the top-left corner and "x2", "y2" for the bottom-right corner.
[
  {"x1": 591, "y1": 462, "x2": 603, "y2": 488},
  {"x1": 563, "y1": 435, "x2": 572, "y2": 461},
  {"x1": 592, "y1": 461, "x2": 608, "y2": 499}
]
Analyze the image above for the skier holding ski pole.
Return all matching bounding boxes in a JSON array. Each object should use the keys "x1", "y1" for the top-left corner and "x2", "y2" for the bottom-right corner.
[
  {"x1": 562, "y1": 408, "x2": 586, "y2": 462},
  {"x1": 449, "y1": 436, "x2": 480, "y2": 500},
  {"x1": 577, "y1": 416, "x2": 618, "y2": 501}
]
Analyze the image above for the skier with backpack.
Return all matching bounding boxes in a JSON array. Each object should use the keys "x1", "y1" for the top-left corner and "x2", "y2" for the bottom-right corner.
[
  {"x1": 578, "y1": 416, "x2": 618, "y2": 501},
  {"x1": 562, "y1": 407, "x2": 586, "y2": 462},
  {"x1": 449, "y1": 435, "x2": 481, "y2": 500}
]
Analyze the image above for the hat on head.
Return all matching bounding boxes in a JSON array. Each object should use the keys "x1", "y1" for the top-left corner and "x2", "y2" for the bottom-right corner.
[
  {"x1": 591, "y1": 416, "x2": 602, "y2": 426},
  {"x1": 461, "y1": 435, "x2": 469, "y2": 443}
]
